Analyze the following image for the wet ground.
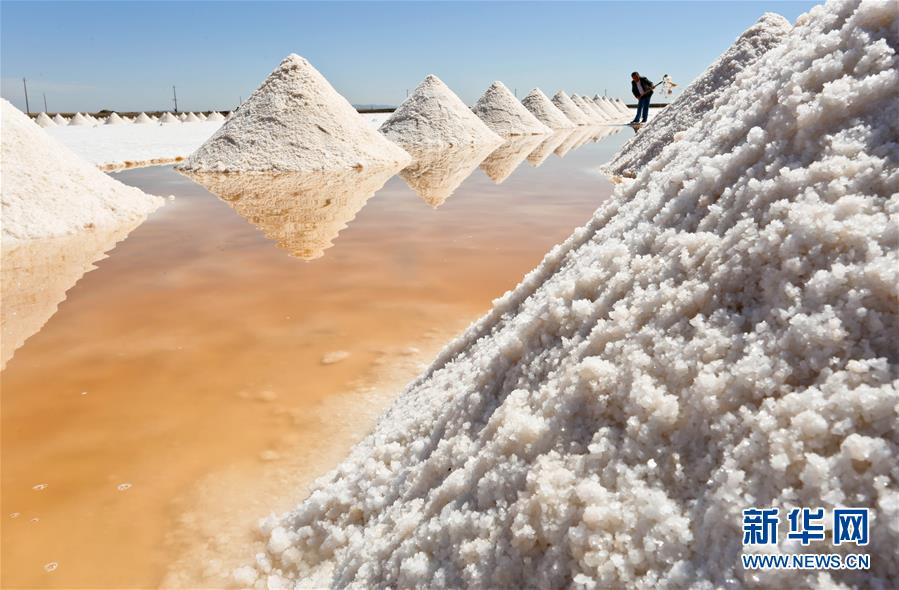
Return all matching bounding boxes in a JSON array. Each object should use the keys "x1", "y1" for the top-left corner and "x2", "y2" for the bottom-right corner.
[{"x1": 1, "y1": 126, "x2": 629, "y2": 589}]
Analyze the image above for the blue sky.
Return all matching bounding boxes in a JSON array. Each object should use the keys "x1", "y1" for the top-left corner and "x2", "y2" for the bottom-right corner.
[{"x1": 2, "y1": 1, "x2": 816, "y2": 113}]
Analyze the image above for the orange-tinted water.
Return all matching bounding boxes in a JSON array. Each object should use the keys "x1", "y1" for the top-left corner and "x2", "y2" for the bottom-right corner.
[{"x1": 1, "y1": 128, "x2": 627, "y2": 588}]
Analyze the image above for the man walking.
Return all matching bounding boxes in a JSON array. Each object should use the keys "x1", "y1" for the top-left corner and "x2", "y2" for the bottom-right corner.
[{"x1": 630, "y1": 72, "x2": 654, "y2": 125}]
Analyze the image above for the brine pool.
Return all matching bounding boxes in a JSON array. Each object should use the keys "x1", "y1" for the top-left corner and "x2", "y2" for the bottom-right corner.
[{"x1": 2, "y1": 126, "x2": 629, "y2": 589}]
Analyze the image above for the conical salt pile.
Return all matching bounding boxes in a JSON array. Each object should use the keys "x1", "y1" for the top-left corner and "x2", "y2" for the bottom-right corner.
[
  {"x1": 1, "y1": 100, "x2": 163, "y2": 243},
  {"x1": 181, "y1": 54, "x2": 410, "y2": 172},
  {"x1": 605, "y1": 12, "x2": 791, "y2": 178},
  {"x1": 472, "y1": 81, "x2": 552, "y2": 136},
  {"x1": 592, "y1": 96, "x2": 620, "y2": 119},
  {"x1": 133, "y1": 112, "x2": 153, "y2": 124},
  {"x1": 183, "y1": 112, "x2": 201, "y2": 122},
  {"x1": 196, "y1": 112, "x2": 208, "y2": 121},
  {"x1": 479, "y1": 135, "x2": 545, "y2": 183},
  {"x1": 242, "y1": 3, "x2": 898, "y2": 588},
  {"x1": 614, "y1": 98, "x2": 630, "y2": 114},
  {"x1": 571, "y1": 94, "x2": 607, "y2": 122},
  {"x1": 51, "y1": 114, "x2": 68, "y2": 126},
  {"x1": 206, "y1": 111, "x2": 225, "y2": 122},
  {"x1": 521, "y1": 88, "x2": 576, "y2": 129},
  {"x1": 185, "y1": 168, "x2": 397, "y2": 260},
  {"x1": 160, "y1": 112, "x2": 180, "y2": 124},
  {"x1": 178, "y1": 113, "x2": 188, "y2": 121},
  {"x1": 150, "y1": 115, "x2": 160, "y2": 122},
  {"x1": 604, "y1": 97, "x2": 626, "y2": 117},
  {"x1": 551, "y1": 91, "x2": 591, "y2": 125},
  {"x1": 104, "y1": 112, "x2": 126, "y2": 125},
  {"x1": 379, "y1": 74, "x2": 503, "y2": 150},
  {"x1": 69, "y1": 112, "x2": 91, "y2": 126},
  {"x1": 35, "y1": 112, "x2": 56, "y2": 128}
]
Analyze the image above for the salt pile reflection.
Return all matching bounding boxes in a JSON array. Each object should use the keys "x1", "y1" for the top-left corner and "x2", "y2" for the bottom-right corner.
[
  {"x1": 479, "y1": 135, "x2": 545, "y2": 184},
  {"x1": 399, "y1": 144, "x2": 497, "y2": 208}
]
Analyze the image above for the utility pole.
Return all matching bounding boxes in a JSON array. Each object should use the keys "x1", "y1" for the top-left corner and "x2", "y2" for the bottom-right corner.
[
  {"x1": 22, "y1": 78, "x2": 30, "y2": 115},
  {"x1": 514, "y1": 88, "x2": 518, "y2": 97},
  {"x1": 172, "y1": 85, "x2": 178, "y2": 113},
  {"x1": 43, "y1": 93, "x2": 48, "y2": 112}
]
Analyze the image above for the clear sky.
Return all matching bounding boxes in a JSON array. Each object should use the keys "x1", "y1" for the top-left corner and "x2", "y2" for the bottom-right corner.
[{"x1": 2, "y1": 1, "x2": 817, "y2": 113}]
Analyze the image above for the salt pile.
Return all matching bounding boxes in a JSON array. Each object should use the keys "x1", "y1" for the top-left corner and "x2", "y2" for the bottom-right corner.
[
  {"x1": 479, "y1": 135, "x2": 544, "y2": 183},
  {"x1": 592, "y1": 96, "x2": 620, "y2": 119},
  {"x1": 196, "y1": 112, "x2": 208, "y2": 121},
  {"x1": 104, "y1": 112, "x2": 126, "y2": 125},
  {"x1": 183, "y1": 112, "x2": 201, "y2": 123},
  {"x1": 159, "y1": 112, "x2": 180, "y2": 124},
  {"x1": 572, "y1": 93, "x2": 607, "y2": 123},
  {"x1": 133, "y1": 112, "x2": 153, "y2": 124},
  {"x1": 184, "y1": 168, "x2": 397, "y2": 260},
  {"x1": 178, "y1": 112, "x2": 188, "y2": 121},
  {"x1": 35, "y1": 112, "x2": 56, "y2": 128},
  {"x1": 605, "y1": 12, "x2": 791, "y2": 178},
  {"x1": 472, "y1": 81, "x2": 552, "y2": 136},
  {"x1": 1, "y1": 100, "x2": 163, "y2": 242},
  {"x1": 51, "y1": 113, "x2": 68, "y2": 126},
  {"x1": 399, "y1": 144, "x2": 497, "y2": 208},
  {"x1": 206, "y1": 111, "x2": 226, "y2": 122},
  {"x1": 181, "y1": 54, "x2": 410, "y2": 173},
  {"x1": 379, "y1": 74, "x2": 502, "y2": 150},
  {"x1": 551, "y1": 90, "x2": 591, "y2": 125},
  {"x1": 239, "y1": 1, "x2": 899, "y2": 587},
  {"x1": 613, "y1": 98, "x2": 630, "y2": 114},
  {"x1": 521, "y1": 88, "x2": 576, "y2": 130},
  {"x1": 68, "y1": 112, "x2": 91, "y2": 126}
]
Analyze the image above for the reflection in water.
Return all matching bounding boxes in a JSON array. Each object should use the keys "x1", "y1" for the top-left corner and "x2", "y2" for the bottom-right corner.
[
  {"x1": 183, "y1": 167, "x2": 400, "y2": 260},
  {"x1": 400, "y1": 144, "x2": 497, "y2": 208},
  {"x1": 1, "y1": 221, "x2": 144, "y2": 369},
  {"x1": 590, "y1": 126, "x2": 622, "y2": 143},
  {"x1": 554, "y1": 127, "x2": 596, "y2": 158},
  {"x1": 479, "y1": 135, "x2": 545, "y2": 184},
  {"x1": 526, "y1": 129, "x2": 575, "y2": 168}
]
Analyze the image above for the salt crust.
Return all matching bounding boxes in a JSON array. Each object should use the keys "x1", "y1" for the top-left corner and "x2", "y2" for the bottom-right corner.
[
  {"x1": 521, "y1": 88, "x2": 576, "y2": 130},
  {"x1": 181, "y1": 55, "x2": 410, "y2": 173},
  {"x1": 1, "y1": 100, "x2": 163, "y2": 243},
  {"x1": 380, "y1": 75, "x2": 503, "y2": 150},
  {"x1": 605, "y1": 12, "x2": 792, "y2": 178},
  {"x1": 241, "y1": 1, "x2": 898, "y2": 588},
  {"x1": 551, "y1": 90, "x2": 592, "y2": 126},
  {"x1": 472, "y1": 81, "x2": 552, "y2": 136}
]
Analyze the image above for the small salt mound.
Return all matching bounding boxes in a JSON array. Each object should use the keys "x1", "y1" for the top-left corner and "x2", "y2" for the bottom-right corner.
[
  {"x1": 399, "y1": 144, "x2": 497, "y2": 208},
  {"x1": 51, "y1": 114, "x2": 68, "y2": 126},
  {"x1": 182, "y1": 54, "x2": 410, "y2": 173},
  {"x1": 133, "y1": 112, "x2": 153, "y2": 124},
  {"x1": 1, "y1": 100, "x2": 163, "y2": 243},
  {"x1": 521, "y1": 88, "x2": 576, "y2": 130},
  {"x1": 196, "y1": 112, "x2": 207, "y2": 121},
  {"x1": 526, "y1": 129, "x2": 574, "y2": 167},
  {"x1": 472, "y1": 81, "x2": 552, "y2": 136},
  {"x1": 159, "y1": 112, "x2": 181, "y2": 124},
  {"x1": 571, "y1": 93, "x2": 607, "y2": 122},
  {"x1": 68, "y1": 112, "x2": 91, "y2": 126},
  {"x1": 614, "y1": 98, "x2": 630, "y2": 114},
  {"x1": 35, "y1": 113, "x2": 56, "y2": 128},
  {"x1": 380, "y1": 74, "x2": 503, "y2": 150},
  {"x1": 183, "y1": 167, "x2": 397, "y2": 260},
  {"x1": 104, "y1": 113, "x2": 126, "y2": 125},
  {"x1": 247, "y1": 2, "x2": 899, "y2": 588},
  {"x1": 479, "y1": 135, "x2": 544, "y2": 183},
  {"x1": 592, "y1": 96, "x2": 621, "y2": 119},
  {"x1": 551, "y1": 91, "x2": 591, "y2": 125},
  {"x1": 206, "y1": 111, "x2": 225, "y2": 122},
  {"x1": 178, "y1": 113, "x2": 188, "y2": 121},
  {"x1": 183, "y1": 112, "x2": 201, "y2": 123},
  {"x1": 605, "y1": 12, "x2": 791, "y2": 177}
]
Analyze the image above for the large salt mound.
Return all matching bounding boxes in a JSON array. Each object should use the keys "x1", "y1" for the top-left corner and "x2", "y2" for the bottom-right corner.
[
  {"x1": 1, "y1": 100, "x2": 163, "y2": 242},
  {"x1": 206, "y1": 111, "x2": 226, "y2": 122},
  {"x1": 604, "y1": 12, "x2": 792, "y2": 178},
  {"x1": 183, "y1": 112, "x2": 201, "y2": 123},
  {"x1": 133, "y1": 112, "x2": 153, "y2": 124},
  {"x1": 241, "y1": 1, "x2": 899, "y2": 588},
  {"x1": 160, "y1": 112, "x2": 180, "y2": 124},
  {"x1": 104, "y1": 112, "x2": 126, "y2": 125},
  {"x1": 35, "y1": 112, "x2": 55, "y2": 128},
  {"x1": 575, "y1": 93, "x2": 610, "y2": 123},
  {"x1": 181, "y1": 54, "x2": 410, "y2": 172},
  {"x1": 380, "y1": 75, "x2": 502, "y2": 150},
  {"x1": 472, "y1": 81, "x2": 552, "y2": 136},
  {"x1": 551, "y1": 90, "x2": 591, "y2": 126},
  {"x1": 51, "y1": 114, "x2": 68, "y2": 126},
  {"x1": 521, "y1": 88, "x2": 576, "y2": 130},
  {"x1": 593, "y1": 96, "x2": 621, "y2": 119},
  {"x1": 69, "y1": 112, "x2": 91, "y2": 126}
]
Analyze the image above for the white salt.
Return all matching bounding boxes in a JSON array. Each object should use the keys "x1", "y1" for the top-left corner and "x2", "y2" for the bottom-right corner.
[
  {"x1": 479, "y1": 135, "x2": 545, "y2": 183},
  {"x1": 551, "y1": 91, "x2": 592, "y2": 125},
  {"x1": 196, "y1": 112, "x2": 208, "y2": 121},
  {"x1": 133, "y1": 112, "x2": 153, "y2": 124},
  {"x1": 379, "y1": 74, "x2": 503, "y2": 150},
  {"x1": 68, "y1": 112, "x2": 91, "y2": 126},
  {"x1": 35, "y1": 113, "x2": 56, "y2": 128},
  {"x1": 104, "y1": 113, "x2": 126, "y2": 125},
  {"x1": 51, "y1": 114, "x2": 68, "y2": 126},
  {"x1": 1, "y1": 100, "x2": 163, "y2": 243},
  {"x1": 183, "y1": 112, "x2": 201, "y2": 123},
  {"x1": 245, "y1": 1, "x2": 899, "y2": 587},
  {"x1": 181, "y1": 54, "x2": 410, "y2": 173},
  {"x1": 399, "y1": 144, "x2": 498, "y2": 208},
  {"x1": 206, "y1": 111, "x2": 225, "y2": 122},
  {"x1": 159, "y1": 112, "x2": 180, "y2": 125},
  {"x1": 604, "y1": 12, "x2": 791, "y2": 178},
  {"x1": 472, "y1": 81, "x2": 552, "y2": 136},
  {"x1": 521, "y1": 88, "x2": 576, "y2": 129}
]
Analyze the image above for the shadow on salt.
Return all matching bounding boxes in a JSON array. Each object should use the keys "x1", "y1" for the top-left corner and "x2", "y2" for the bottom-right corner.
[
  {"x1": 1, "y1": 219, "x2": 148, "y2": 369},
  {"x1": 181, "y1": 167, "x2": 399, "y2": 260}
]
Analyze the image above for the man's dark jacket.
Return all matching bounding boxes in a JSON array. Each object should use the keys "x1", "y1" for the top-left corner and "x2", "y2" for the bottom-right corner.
[{"x1": 631, "y1": 77, "x2": 654, "y2": 99}]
